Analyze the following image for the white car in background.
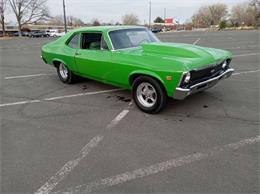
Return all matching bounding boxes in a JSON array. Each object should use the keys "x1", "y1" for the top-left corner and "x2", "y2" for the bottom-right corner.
[
  {"x1": 48, "y1": 30, "x2": 66, "y2": 37},
  {"x1": 55, "y1": 31, "x2": 66, "y2": 37}
]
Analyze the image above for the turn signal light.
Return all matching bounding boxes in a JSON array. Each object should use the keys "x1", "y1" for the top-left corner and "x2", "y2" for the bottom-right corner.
[{"x1": 166, "y1": 76, "x2": 172, "y2": 81}]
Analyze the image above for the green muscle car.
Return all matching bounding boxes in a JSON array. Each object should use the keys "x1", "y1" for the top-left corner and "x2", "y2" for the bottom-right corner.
[{"x1": 41, "y1": 26, "x2": 234, "y2": 113}]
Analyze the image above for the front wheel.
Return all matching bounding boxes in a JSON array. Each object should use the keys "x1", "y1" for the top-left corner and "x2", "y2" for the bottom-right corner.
[
  {"x1": 56, "y1": 63, "x2": 78, "y2": 84},
  {"x1": 132, "y1": 76, "x2": 167, "y2": 114}
]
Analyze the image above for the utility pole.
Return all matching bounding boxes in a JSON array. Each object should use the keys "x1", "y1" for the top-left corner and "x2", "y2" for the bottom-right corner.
[
  {"x1": 149, "y1": 0, "x2": 152, "y2": 29},
  {"x1": 63, "y1": 0, "x2": 67, "y2": 33},
  {"x1": 164, "y1": 8, "x2": 166, "y2": 20}
]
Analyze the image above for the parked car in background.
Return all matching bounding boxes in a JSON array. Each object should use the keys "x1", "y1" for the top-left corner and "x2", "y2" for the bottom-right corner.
[
  {"x1": 48, "y1": 29, "x2": 59, "y2": 37},
  {"x1": 47, "y1": 29, "x2": 66, "y2": 37},
  {"x1": 55, "y1": 31, "x2": 66, "y2": 37},
  {"x1": 41, "y1": 26, "x2": 234, "y2": 113},
  {"x1": 30, "y1": 31, "x2": 49, "y2": 38},
  {"x1": 12, "y1": 32, "x2": 30, "y2": 37},
  {"x1": 151, "y1": 28, "x2": 162, "y2": 33}
]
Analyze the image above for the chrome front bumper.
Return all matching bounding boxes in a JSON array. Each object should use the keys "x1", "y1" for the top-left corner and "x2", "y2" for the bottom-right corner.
[{"x1": 173, "y1": 68, "x2": 235, "y2": 100}]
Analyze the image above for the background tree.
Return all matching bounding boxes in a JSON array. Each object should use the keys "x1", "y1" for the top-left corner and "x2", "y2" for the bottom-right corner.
[
  {"x1": 230, "y1": 1, "x2": 260, "y2": 27},
  {"x1": 192, "y1": 6, "x2": 212, "y2": 28},
  {"x1": 122, "y1": 13, "x2": 139, "y2": 25},
  {"x1": 0, "y1": 0, "x2": 7, "y2": 36},
  {"x1": 154, "y1": 16, "x2": 164, "y2": 23},
  {"x1": 67, "y1": 16, "x2": 84, "y2": 27},
  {"x1": 249, "y1": 0, "x2": 260, "y2": 26},
  {"x1": 48, "y1": 15, "x2": 64, "y2": 25},
  {"x1": 8, "y1": 0, "x2": 49, "y2": 36},
  {"x1": 91, "y1": 18, "x2": 100, "y2": 26},
  {"x1": 48, "y1": 15, "x2": 84, "y2": 27},
  {"x1": 219, "y1": 20, "x2": 227, "y2": 29},
  {"x1": 208, "y1": 3, "x2": 228, "y2": 25},
  {"x1": 230, "y1": 3, "x2": 249, "y2": 26},
  {"x1": 192, "y1": 3, "x2": 227, "y2": 27}
]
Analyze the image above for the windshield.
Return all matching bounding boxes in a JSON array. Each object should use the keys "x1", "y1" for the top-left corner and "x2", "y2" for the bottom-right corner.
[{"x1": 109, "y1": 28, "x2": 160, "y2": 50}]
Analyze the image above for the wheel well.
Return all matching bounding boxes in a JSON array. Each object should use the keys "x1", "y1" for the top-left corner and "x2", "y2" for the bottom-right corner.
[
  {"x1": 129, "y1": 74, "x2": 166, "y2": 91},
  {"x1": 53, "y1": 60, "x2": 61, "y2": 68}
]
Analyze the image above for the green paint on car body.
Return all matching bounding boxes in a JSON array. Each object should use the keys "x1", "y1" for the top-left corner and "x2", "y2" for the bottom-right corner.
[{"x1": 41, "y1": 26, "x2": 233, "y2": 98}]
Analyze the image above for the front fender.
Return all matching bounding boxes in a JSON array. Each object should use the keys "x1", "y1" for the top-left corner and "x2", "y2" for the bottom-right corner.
[
  {"x1": 129, "y1": 70, "x2": 166, "y2": 86},
  {"x1": 129, "y1": 69, "x2": 184, "y2": 97}
]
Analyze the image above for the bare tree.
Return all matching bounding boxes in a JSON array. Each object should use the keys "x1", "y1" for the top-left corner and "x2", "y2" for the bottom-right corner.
[
  {"x1": 0, "y1": 0, "x2": 7, "y2": 36},
  {"x1": 230, "y1": 1, "x2": 259, "y2": 27},
  {"x1": 192, "y1": 3, "x2": 227, "y2": 27},
  {"x1": 67, "y1": 16, "x2": 84, "y2": 27},
  {"x1": 122, "y1": 13, "x2": 139, "y2": 25},
  {"x1": 208, "y1": 3, "x2": 228, "y2": 25},
  {"x1": 8, "y1": 0, "x2": 49, "y2": 36},
  {"x1": 231, "y1": 3, "x2": 249, "y2": 26},
  {"x1": 192, "y1": 6, "x2": 212, "y2": 28},
  {"x1": 250, "y1": 0, "x2": 260, "y2": 26},
  {"x1": 48, "y1": 15, "x2": 64, "y2": 25},
  {"x1": 91, "y1": 18, "x2": 100, "y2": 26},
  {"x1": 48, "y1": 15, "x2": 84, "y2": 27}
]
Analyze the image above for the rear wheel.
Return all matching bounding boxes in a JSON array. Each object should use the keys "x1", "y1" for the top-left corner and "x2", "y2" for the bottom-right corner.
[
  {"x1": 132, "y1": 76, "x2": 167, "y2": 114},
  {"x1": 56, "y1": 63, "x2": 78, "y2": 84}
]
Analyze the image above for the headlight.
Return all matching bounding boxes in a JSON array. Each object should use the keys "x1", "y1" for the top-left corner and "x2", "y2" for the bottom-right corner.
[
  {"x1": 184, "y1": 72, "x2": 191, "y2": 83},
  {"x1": 222, "y1": 60, "x2": 228, "y2": 69}
]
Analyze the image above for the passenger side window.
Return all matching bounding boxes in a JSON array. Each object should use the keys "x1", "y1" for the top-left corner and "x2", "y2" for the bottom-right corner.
[
  {"x1": 81, "y1": 33, "x2": 102, "y2": 50},
  {"x1": 68, "y1": 34, "x2": 80, "y2": 48}
]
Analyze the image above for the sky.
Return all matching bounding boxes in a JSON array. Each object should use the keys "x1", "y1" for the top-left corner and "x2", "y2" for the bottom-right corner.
[{"x1": 6, "y1": 0, "x2": 245, "y2": 24}]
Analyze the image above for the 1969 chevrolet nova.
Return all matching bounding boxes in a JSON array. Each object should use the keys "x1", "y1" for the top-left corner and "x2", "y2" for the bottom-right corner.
[{"x1": 41, "y1": 26, "x2": 234, "y2": 113}]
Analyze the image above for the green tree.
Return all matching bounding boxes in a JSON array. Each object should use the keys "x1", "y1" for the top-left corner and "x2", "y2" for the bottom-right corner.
[
  {"x1": 219, "y1": 20, "x2": 227, "y2": 29},
  {"x1": 154, "y1": 16, "x2": 164, "y2": 23}
]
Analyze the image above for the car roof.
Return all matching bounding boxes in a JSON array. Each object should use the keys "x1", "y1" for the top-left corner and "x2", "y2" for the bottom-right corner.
[{"x1": 70, "y1": 25, "x2": 147, "y2": 34}]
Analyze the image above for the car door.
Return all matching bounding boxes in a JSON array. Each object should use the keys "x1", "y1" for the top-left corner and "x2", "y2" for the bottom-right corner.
[
  {"x1": 74, "y1": 32, "x2": 112, "y2": 81},
  {"x1": 62, "y1": 32, "x2": 80, "y2": 72}
]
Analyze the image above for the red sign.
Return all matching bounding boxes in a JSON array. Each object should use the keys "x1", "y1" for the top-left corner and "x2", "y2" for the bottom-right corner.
[{"x1": 165, "y1": 18, "x2": 174, "y2": 24}]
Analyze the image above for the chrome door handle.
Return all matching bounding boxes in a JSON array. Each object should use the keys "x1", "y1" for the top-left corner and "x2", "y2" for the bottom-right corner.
[{"x1": 75, "y1": 51, "x2": 81, "y2": 56}]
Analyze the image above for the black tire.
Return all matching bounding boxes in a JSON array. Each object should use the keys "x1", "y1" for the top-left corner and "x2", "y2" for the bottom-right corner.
[
  {"x1": 132, "y1": 76, "x2": 167, "y2": 114},
  {"x1": 56, "y1": 62, "x2": 78, "y2": 84}
]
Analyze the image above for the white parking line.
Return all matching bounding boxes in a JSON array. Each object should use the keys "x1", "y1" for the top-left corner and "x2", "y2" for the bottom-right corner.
[
  {"x1": 0, "y1": 89, "x2": 123, "y2": 108},
  {"x1": 58, "y1": 135, "x2": 260, "y2": 194},
  {"x1": 107, "y1": 110, "x2": 129, "y2": 129},
  {"x1": 233, "y1": 69, "x2": 260, "y2": 76},
  {"x1": 35, "y1": 102, "x2": 131, "y2": 194},
  {"x1": 35, "y1": 135, "x2": 104, "y2": 194},
  {"x1": 4, "y1": 73, "x2": 55, "y2": 80},
  {"x1": 233, "y1": 53, "x2": 260, "y2": 58},
  {"x1": 193, "y1": 38, "x2": 201, "y2": 45}
]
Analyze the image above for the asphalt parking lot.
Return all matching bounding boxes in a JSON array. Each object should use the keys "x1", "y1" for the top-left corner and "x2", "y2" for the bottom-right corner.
[{"x1": 0, "y1": 30, "x2": 259, "y2": 193}]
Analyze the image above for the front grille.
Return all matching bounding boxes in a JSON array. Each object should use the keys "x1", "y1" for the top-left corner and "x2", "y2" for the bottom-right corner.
[
  {"x1": 179, "y1": 59, "x2": 232, "y2": 88},
  {"x1": 189, "y1": 62, "x2": 226, "y2": 85}
]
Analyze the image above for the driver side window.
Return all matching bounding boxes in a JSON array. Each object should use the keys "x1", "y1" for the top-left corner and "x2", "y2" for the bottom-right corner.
[
  {"x1": 81, "y1": 33, "x2": 102, "y2": 50},
  {"x1": 81, "y1": 33, "x2": 109, "y2": 51}
]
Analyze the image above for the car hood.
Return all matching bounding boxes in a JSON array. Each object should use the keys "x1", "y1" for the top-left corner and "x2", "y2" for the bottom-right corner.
[{"x1": 140, "y1": 42, "x2": 232, "y2": 70}]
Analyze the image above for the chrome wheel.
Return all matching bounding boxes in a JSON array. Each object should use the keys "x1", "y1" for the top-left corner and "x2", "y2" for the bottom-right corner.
[
  {"x1": 59, "y1": 63, "x2": 68, "y2": 80},
  {"x1": 136, "y1": 82, "x2": 157, "y2": 108}
]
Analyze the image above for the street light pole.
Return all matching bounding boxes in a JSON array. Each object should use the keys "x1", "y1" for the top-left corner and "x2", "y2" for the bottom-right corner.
[
  {"x1": 149, "y1": 0, "x2": 152, "y2": 29},
  {"x1": 63, "y1": 0, "x2": 67, "y2": 33}
]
